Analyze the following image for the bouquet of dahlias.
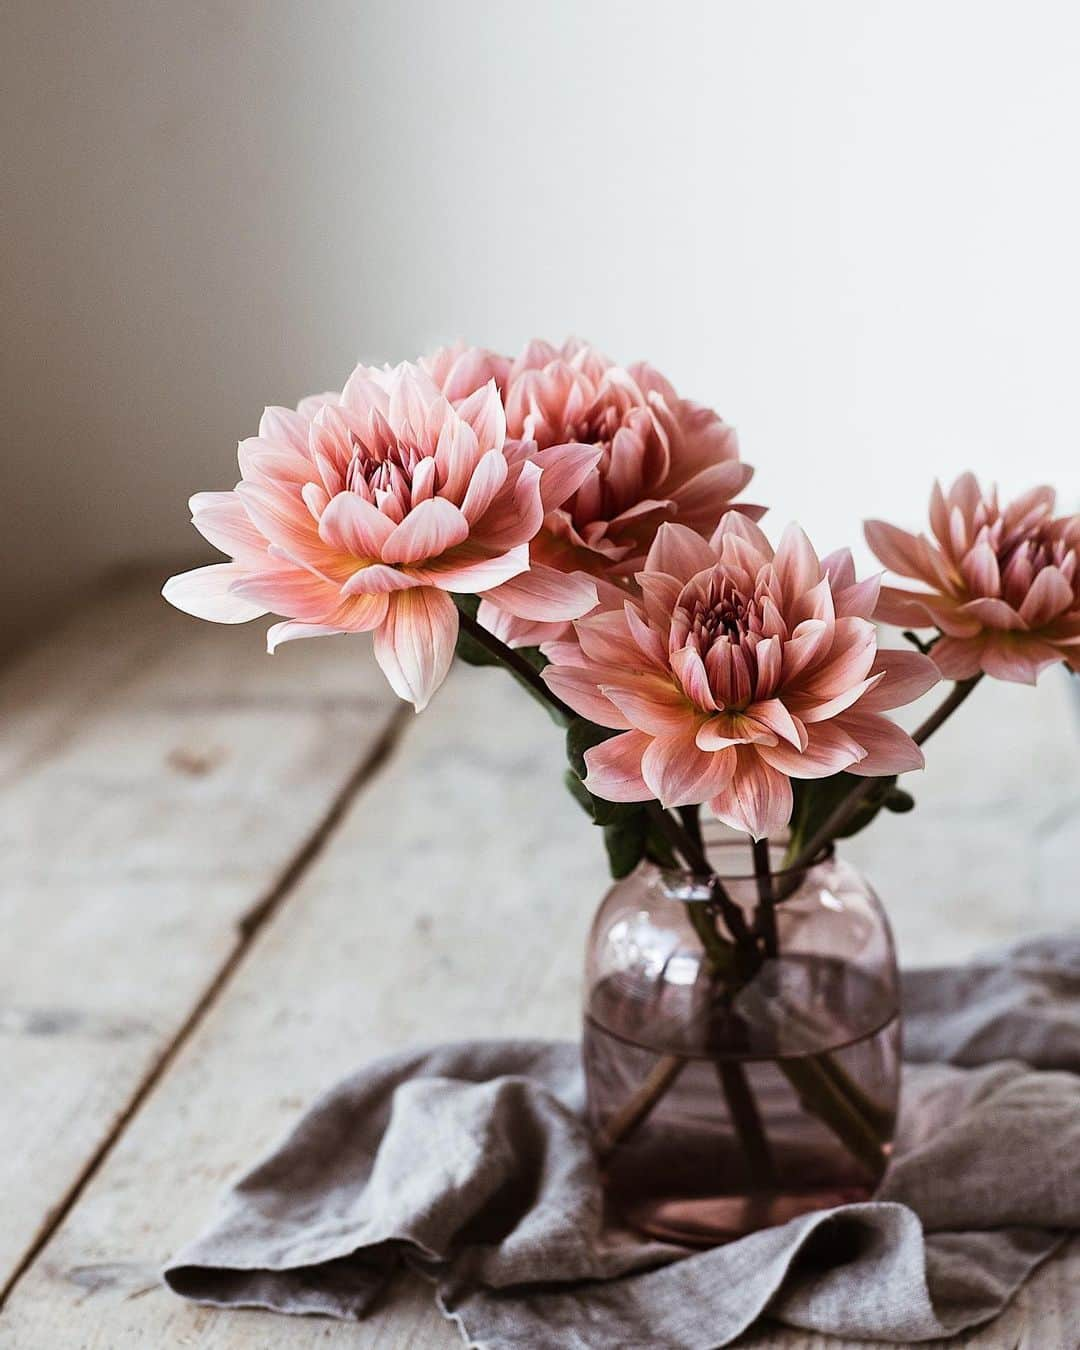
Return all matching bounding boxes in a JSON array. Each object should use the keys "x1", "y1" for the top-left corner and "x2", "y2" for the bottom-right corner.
[{"x1": 165, "y1": 338, "x2": 1079, "y2": 1237}]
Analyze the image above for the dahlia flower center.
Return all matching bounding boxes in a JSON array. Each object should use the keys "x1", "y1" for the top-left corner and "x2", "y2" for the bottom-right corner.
[
  {"x1": 345, "y1": 435, "x2": 427, "y2": 511},
  {"x1": 992, "y1": 522, "x2": 1078, "y2": 607},
  {"x1": 683, "y1": 579, "x2": 767, "y2": 711}
]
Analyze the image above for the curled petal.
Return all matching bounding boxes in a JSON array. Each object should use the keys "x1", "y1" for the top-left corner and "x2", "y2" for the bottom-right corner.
[
  {"x1": 459, "y1": 447, "x2": 509, "y2": 524},
  {"x1": 601, "y1": 677, "x2": 693, "y2": 734},
  {"x1": 583, "y1": 730, "x2": 653, "y2": 802},
  {"x1": 163, "y1": 564, "x2": 266, "y2": 624},
  {"x1": 318, "y1": 493, "x2": 396, "y2": 557},
  {"x1": 542, "y1": 666, "x2": 630, "y2": 728},
  {"x1": 412, "y1": 543, "x2": 529, "y2": 593},
  {"x1": 189, "y1": 492, "x2": 268, "y2": 563},
  {"x1": 959, "y1": 597, "x2": 1027, "y2": 631},
  {"x1": 266, "y1": 621, "x2": 342, "y2": 652},
  {"x1": 372, "y1": 587, "x2": 458, "y2": 711},
  {"x1": 533, "y1": 442, "x2": 603, "y2": 510},
  {"x1": 1018, "y1": 566, "x2": 1074, "y2": 628},
  {"x1": 644, "y1": 523, "x2": 717, "y2": 583},
  {"x1": 341, "y1": 564, "x2": 420, "y2": 595},
  {"x1": 864, "y1": 520, "x2": 937, "y2": 584},
  {"x1": 757, "y1": 721, "x2": 865, "y2": 778}
]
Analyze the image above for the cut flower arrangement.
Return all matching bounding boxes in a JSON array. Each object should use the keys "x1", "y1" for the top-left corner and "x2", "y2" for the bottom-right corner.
[{"x1": 165, "y1": 339, "x2": 1080, "y2": 1244}]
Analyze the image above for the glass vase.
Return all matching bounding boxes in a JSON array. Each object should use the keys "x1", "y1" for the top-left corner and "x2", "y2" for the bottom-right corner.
[{"x1": 583, "y1": 833, "x2": 900, "y2": 1246}]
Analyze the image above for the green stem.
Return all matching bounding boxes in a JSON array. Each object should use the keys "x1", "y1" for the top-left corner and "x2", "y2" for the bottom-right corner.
[
  {"x1": 787, "y1": 675, "x2": 983, "y2": 873},
  {"x1": 751, "y1": 837, "x2": 779, "y2": 959}
]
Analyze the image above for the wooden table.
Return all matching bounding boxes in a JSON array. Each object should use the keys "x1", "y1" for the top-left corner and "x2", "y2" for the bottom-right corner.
[{"x1": 0, "y1": 572, "x2": 1076, "y2": 1349}]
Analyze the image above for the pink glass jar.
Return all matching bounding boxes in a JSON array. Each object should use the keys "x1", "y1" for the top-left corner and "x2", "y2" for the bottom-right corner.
[{"x1": 583, "y1": 836, "x2": 900, "y2": 1246}]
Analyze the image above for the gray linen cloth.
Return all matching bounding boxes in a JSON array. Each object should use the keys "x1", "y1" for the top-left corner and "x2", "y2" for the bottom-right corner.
[{"x1": 165, "y1": 935, "x2": 1080, "y2": 1347}]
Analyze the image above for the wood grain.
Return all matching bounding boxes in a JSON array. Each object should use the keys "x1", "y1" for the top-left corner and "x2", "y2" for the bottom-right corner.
[
  {"x1": 0, "y1": 572, "x2": 403, "y2": 1298},
  {"x1": 0, "y1": 587, "x2": 1076, "y2": 1347}
]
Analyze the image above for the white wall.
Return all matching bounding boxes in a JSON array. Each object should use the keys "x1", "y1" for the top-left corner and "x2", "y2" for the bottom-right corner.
[{"x1": 4, "y1": 1, "x2": 1079, "y2": 651}]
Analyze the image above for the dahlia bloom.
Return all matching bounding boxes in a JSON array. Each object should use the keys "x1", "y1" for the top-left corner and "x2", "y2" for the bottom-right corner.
[
  {"x1": 424, "y1": 339, "x2": 762, "y2": 648},
  {"x1": 866, "y1": 474, "x2": 1080, "y2": 684},
  {"x1": 163, "y1": 362, "x2": 600, "y2": 710},
  {"x1": 542, "y1": 515, "x2": 939, "y2": 839}
]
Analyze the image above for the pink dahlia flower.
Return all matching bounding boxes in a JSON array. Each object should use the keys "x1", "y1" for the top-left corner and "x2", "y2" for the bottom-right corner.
[
  {"x1": 163, "y1": 362, "x2": 600, "y2": 710},
  {"x1": 866, "y1": 474, "x2": 1080, "y2": 684},
  {"x1": 424, "y1": 339, "x2": 762, "y2": 648},
  {"x1": 542, "y1": 515, "x2": 939, "y2": 839}
]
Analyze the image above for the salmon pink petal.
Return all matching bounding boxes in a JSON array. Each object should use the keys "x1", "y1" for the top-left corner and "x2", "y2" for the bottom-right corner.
[
  {"x1": 645, "y1": 523, "x2": 717, "y2": 583},
  {"x1": 961, "y1": 541, "x2": 1001, "y2": 598},
  {"x1": 980, "y1": 634, "x2": 1063, "y2": 684},
  {"x1": 1018, "y1": 566, "x2": 1074, "y2": 627},
  {"x1": 480, "y1": 603, "x2": 568, "y2": 650},
  {"x1": 960, "y1": 597, "x2": 1027, "y2": 631},
  {"x1": 459, "y1": 448, "x2": 509, "y2": 523},
  {"x1": 238, "y1": 439, "x2": 314, "y2": 487},
  {"x1": 821, "y1": 548, "x2": 857, "y2": 591},
  {"x1": 258, "y1": 405, "x2": 311, "y2": 453},
  {"x1": 382, "y1": 499, "x2": 470, "y2": 565},
  {"x1": 235, "y1": 481, "x2": 322, "y2": 557},
  {"x1": 775, "y1": 523, "x2": 822, "y2": 601},
  {"x1": 833, "y1": 573, "x2": 882, "y2": 620},
  {"x1": 601, "y1": 677, "x2": 692, "y2": 734},
  {"x1": 754, "y1": 635, "x2": 782, "y2": 698},
  {"x1": 779, "y1": 620, "x2": 830, "y2": 684},
  {"x1": 266, "y1": 621, "x2": 343, "y2": 652},
  {"x1": 835, "y1": 710, "x2": 924, "y2": 776},
  {"x1": 931, "y1": 635, "x2": 987, "y2": 679},
  {"x1": 432, "y1": 413, "x2": 483, "y2": 503},
  {"x1": 864, "y1": 520, "x2": 937, "y2": 583},
  {"x1": 372, "y1": 587, "x2": 458, "y2": 711},
  {"x1": 624, "y1": 601, "x2": 668, "y2": 669},
  {"x1": 163, "y1": 564, "x2": 267, "y2": 623},
  {"x1": 641, "y1": 729, "x2": 737, "y2": 808},
  {"x1": 573, "y1": 612, "x2": 640, "y2": 667},
  {"x1": 318, "y1": 493, "x2": 396, "y2": 557},
  {"x1": 228, "y1": 565, "x2": 342, "y2": 620},
  {"x1": 743, "y1": 698, "x2": 804, "y2": 748},
  {"x1": 671, "y1": 645, "x2": 718, "y2": 711},
  {"x1": 709, "y1": 510, "x2": 774, "y2": 558},
  {"x1": 533, "y1": 442, "x2": 603, "y2": 510},
  {"x1": 757, "y1": 722, "x2": 865, "y2": 778},
  {"x1": 414, "y1": 543, "x2": 529, "y2": 593},
  {"x1": 696, "y1": 713, "x2": 758, "y2": 750},
  {"x1": 858, "y1": 648, "x2": 940, "y2": 711},
  {"x1": 341, "y1": 564, "x2": 420, "y2": 595},
  {"x1": 637, "y1": 572, "x2": 683, "y2": 636},
  {"x1": 707, "y1": 748, "x2": 793, "y2": 840},
  {"x1": 455, "y1": 380, "x2": 507, "y2": 453},
  {"x1": 483, "y1": 566, "x2": 598, "y2": 622},
  {"x1": 798, "y1": 618, "x2": 877, "y2": 697},
  {"x1": 583, "y1": 730, "x2": 653, "y2": 802},
  {"x1": 542, "y1": 666, "x2": 630, "y2": 728},
  {"x1": 471, "y1": 461, "x2": 545, "y2": 551},
  {"x1": 873, "y1": 586, "x2": 939, "y2": 630},
  {"x1": 791, "y1": 672, "x2": 883, "y2": 723}
]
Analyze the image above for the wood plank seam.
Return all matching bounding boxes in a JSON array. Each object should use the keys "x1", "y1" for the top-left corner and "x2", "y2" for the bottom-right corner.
[{"x1": 0, "y1": 701, "x2": 412, "y2": 1313}]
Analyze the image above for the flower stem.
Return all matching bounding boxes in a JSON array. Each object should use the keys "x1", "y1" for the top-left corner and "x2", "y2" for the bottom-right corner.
[
  {"x1": 454, "y1": 604, "x2": 575, "y2": 721},
  {"x1": 786, "y1": 674, "x2": 983, "y2": 872},
  {"x1": 751, "y1": 837, "x2": 779, "y2": 959}
]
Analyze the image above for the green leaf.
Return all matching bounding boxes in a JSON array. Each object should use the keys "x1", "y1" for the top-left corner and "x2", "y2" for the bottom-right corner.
[
  {"x1": 603, "y1": 818, "x2": 648, "y2": 878},
  {"x1": 788, "y1": 772, "x2": 908, "y2": 860}
]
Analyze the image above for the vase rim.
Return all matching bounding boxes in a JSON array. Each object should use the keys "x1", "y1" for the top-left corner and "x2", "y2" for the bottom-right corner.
[{"x1": 658, "y1": 834, "x2": 836, "y2": 885}]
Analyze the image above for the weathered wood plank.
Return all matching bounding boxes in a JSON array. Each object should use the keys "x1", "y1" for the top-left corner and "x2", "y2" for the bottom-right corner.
[
  {"x1": 1, "y1": 651, "x2": 1076, "y2": 1345},
  {"x1": 0, "y1": 572, "x2": 403, "y2": 1297}
]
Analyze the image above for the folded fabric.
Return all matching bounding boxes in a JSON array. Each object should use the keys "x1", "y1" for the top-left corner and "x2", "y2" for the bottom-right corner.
[{"x1": 165, "y1": 935, "x2": 1080, "y2": 1348}]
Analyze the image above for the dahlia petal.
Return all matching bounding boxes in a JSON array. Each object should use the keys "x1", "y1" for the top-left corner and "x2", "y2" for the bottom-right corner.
[
  {"x1": 669, "y1": 461, "x2": 753, "y2": 527},
  {"x1": 258, "y1": 405, "x2": 310, "y2": 454},
  {"x1": 471, "y1": 461, "x2": 545, "y2": 551},
  {"x1": 459, "y1": 448, "x2": 509, "y2": 524},
  {"x1": 483, "y1": 566, "x2": 598, "y2": 622},
  {"x1": 798, "y1": 617, "x2": 877, "y2": 697},
  {"x1": 743, "y1": 698, "x2": 804, "y2": 749},
  {"x1": 873, "y1": 586, "x2": 939, "y2": 630},
  {"x1": 340, "y1": 366, "x2": 391, "y2": 422},
  {"x1": 858, "y1": 648, "x2": 940, "y2": 711},
  {"x1": 754, "y1": 635, "x2": 782, "y2": 698},
  {"x1": 318, "y1": 493, "x2": 396, "y2": 557},
  {"x1": 235, "y1": 481, "x2": 324, "y2": 558},
  {"x1": 601, "y1": 677, "x2": 693, "y2": 735},
  {"x1": 644, "y1": 523, "x2": 717, "y2": 584},
  {"x1": 864, "y1": 520, "x2": 938, "y2": 584},
  {"x1": 189, "y1": 492, "x2": 268, "y2": 562},
  {"x1": 709, "y1": 510, "x2": 774, "y2": 559},
  {"x1": 455, "y1": 380, "x2": 507, "y2": 454},
  {"x1": 583, "y1": 730, "x2": 654, "y2": 802},
  {"x1": 542, "y1": 666, "x2": 630, "y2": 728},
  {"x1": 624, "y1": 601, "x2": 668, "y2": 669},
  {"x1": 775, "y1": 524, "x2": 823, "y2": 603},
  {"x1": 382, "y1": 499, "x2": 470, "y2": 566},
  {"x1": 980, "y1": 634, "x2": 1064, "y2": 685},
  {"x1": 388, "y1": 364, "x2": 443, "y2": 443},
  {"x1": 266, "y1": 621, "x2": 342, "y2": 652},
  {"x1": 1018, "y1": 566, "x2": 1074, "y2": 627},
  {"x1": 163, "y1": 564, "x2": 266, "y2": 624},
  {"x1": 480, "y1": 602, "x2": 568, "y2": 650},
  {"x1": 707, "y1": 747, "x2": 793, "y2": 840},
  {"x1": 637, "y1": 572, "x2": 683, "y2": 636},
  {"x1": 779, "y1": 620, "x2": 830, "y2": 684},
  {"x1": 821, "y1": 548, "x2": 857, "y2": 592},
  {"x1": 960, "y1": 597, "x2": 1028, "y2": 631},
  {"x1": 433, "y1": 411, "x2": 483, "y2": 503},
  {"x1": 833, "y1": 573, "x2": 882, "y2": 620},
  {"x1": 372, "y1": 587, "x2": 458, "y2": 711},
  {"x1": 931, "y1": 635, "x2": 987, "y2": 679},
  {"x1": 757, "y1": 721, "x2": 866, "y2": 778},
  {"x1": 835, "y1": 710, "x2": 925, "y2": 776},
  {"x1": 641, "y1": 729, "x2": 737, "y2": 809},
  {"x1": 227, "y1": 563, "x2": 343, "y2": 620},
  {"x1": 341, "y1": 564, "x2": 420, "y2": 595},
  {"x1": 671, "y1": 645, "x2": 718, "y2": 711},
  {"x1": 533, "y1": 442, "x2": 603, "y2": 511},
  {"x1": 961, "y1": 541, "x2": 1001, "y2": 598},
  {"x1": 237, "y1": 439, "x2": 314, "y2": 487},
  {"x1": 695, "y1": 715, "x2": 755, "y2": 751},
  {"x1": 414, "y1": 543, "x2": 529, "y2": 592}
]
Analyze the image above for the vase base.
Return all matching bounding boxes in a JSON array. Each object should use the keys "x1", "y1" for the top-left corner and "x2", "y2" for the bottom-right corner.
[{"x1": 617, "y1": 1183, "x2": 875, "y2": 1247}]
